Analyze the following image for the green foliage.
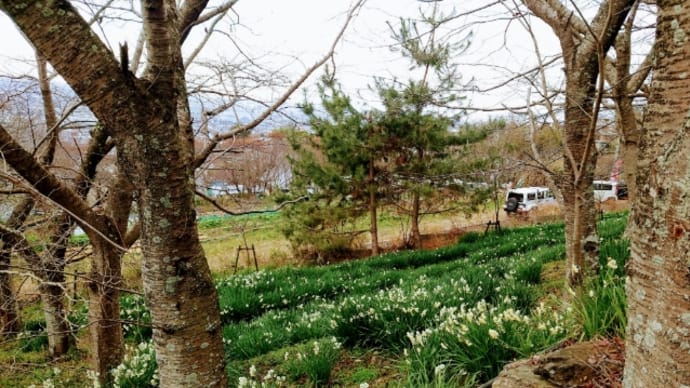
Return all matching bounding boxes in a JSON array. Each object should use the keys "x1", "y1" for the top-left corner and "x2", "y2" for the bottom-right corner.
[
  {"x1": 111, "y1": 341, "x2": 159, "y2": 388},
  {"x1": 571, "y1": 261, "x2": 627, "y2": 340},
  {"x1": 570, "y1": 232, "x2": 629, "y2": 340},
  {"x1": 405, "y1": 300, "x2": 569, "y2": 384},
  {"x1": 68, "y1": 303, "x2": 89, "y2": 329},
  {"x1": 456, "y1": 231, "x2": 481, "y2": 244},
  {"x1": 18, "y1": 319, "x2": 48, "y2": 352},
  {"x1": 283, "y1": 76, "x2": 383, "y2": 259},
  {"x1": 23, "y1": 366, "x2": 98, "y2": 388},
  {"x1": 448, "y1": 119, "x2": 503, "y2": 146},
  {"x1": 69, "y1": 234, "x2": 90, "y2": 247},
  {"x1": 279, "y1": 198, "x2": 359, "y2": 263},
  {"x1": 120, "y1": 294, "x2": 152, "y2": 342},
  {"x1": 198, "y1": 214, "x2": 226, "y2": 229}
]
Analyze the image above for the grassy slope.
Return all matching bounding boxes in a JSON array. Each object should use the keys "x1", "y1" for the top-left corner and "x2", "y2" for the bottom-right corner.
[{"x1": 0, "y1": 212, "x2": 628, "y2": 387}]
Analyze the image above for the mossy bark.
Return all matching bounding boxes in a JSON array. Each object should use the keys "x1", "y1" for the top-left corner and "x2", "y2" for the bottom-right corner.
[{"x1": 624, "y1": 1, "x2": 690, "y2": 385}]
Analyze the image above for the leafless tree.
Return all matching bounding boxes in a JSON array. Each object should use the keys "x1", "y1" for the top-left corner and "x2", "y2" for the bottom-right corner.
[{"x1": 516, "y1": 0, "x2": 636, "y2": 286}]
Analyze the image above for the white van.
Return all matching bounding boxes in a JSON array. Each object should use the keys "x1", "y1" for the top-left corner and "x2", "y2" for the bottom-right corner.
[
  {"x1": 504, "y1": 187, "x2": 555, "y2": 214},
  {"x1": 593, "y1": 180, "x2": 628, "y2": 202}
]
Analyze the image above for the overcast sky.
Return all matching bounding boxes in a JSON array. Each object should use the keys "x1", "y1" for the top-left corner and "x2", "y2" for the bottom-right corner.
[
  {"x1": 0, "y1": 1, "x2": 572, "y2": 123},
  {"x1": 227, "y1": 0, "x2": 563, "y2": 119}
]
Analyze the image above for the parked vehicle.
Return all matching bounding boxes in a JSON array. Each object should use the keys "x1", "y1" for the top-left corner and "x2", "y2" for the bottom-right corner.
[
  {"x1": 593, "y1": 180, "x2": 628, "y2": 201},
  {"x1": 504, "y1": 186, "x2": 555, "y2": 214}
]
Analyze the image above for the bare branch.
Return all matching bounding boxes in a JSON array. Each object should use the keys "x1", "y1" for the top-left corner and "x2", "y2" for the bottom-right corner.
[
  {"x1": 194, "y1": 0, "x2": 367, "y2": 168},
  {"x1": 194, "y1": 190, "x2": 307, "y2": 215}
]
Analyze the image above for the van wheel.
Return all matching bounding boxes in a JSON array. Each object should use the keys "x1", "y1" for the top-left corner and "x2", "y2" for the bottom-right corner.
[{"x1": 505, "y1": 197, "x2": 518, "y2": 212}]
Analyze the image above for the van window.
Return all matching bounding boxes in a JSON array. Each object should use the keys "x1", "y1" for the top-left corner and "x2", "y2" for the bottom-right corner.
[
  {"x1": 527, "y1": 193, "x2": 536, "y2": 200},
  {"x1": 537, "y1": 191, "x2": 545, "y2": 199},
  {"x1": 594, "y1": 183, "x2": 613, "y2": 191},
  {"x1": 507, "y1": 192, "x2": 524, "y2": 202}
]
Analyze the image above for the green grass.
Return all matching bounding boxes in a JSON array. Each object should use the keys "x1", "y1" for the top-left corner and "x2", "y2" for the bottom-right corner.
[{"x1": 4, "y1": 211, "x2": 630, "y2": 387}]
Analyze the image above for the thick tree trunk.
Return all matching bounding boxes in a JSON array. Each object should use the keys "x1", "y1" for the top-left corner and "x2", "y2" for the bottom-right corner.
[
  {"x1": 0, "y1": 252, "x2": 20, "y2": 336},
  {"x1": 122, "y1": 119, "x2": 226, "y2": 387},
  {"x1": 559, "y1": 87, "x2": 601, "y2": 286},
  {"x1": 88, "y1": 242, "x2": 124, "y2": 383},
  {"x1": 560, "y1": 176, "x2": 599, "y2": 286},
  {"x1": 623, "y1": 2, "x2": 690, "y2": 385}
]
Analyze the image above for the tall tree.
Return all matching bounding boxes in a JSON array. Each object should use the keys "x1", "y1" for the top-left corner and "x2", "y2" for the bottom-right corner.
[
  {"x1": 624, "y1": 0, "x2": 690, "y2": 384},
  {"x1": 521, "y1": 0, "x2": 635, "y2": 286},
  {"x1": 289, "y1": 76, "x2": 386, "y2": 257},
  {"x1": 377, "y1": 4, "x2": 467, "y2": 247}
]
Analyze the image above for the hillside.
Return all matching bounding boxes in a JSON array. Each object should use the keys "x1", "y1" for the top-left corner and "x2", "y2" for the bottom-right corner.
[{"x1": 1, "y1": 212, "x2": 628, "y2": 387}]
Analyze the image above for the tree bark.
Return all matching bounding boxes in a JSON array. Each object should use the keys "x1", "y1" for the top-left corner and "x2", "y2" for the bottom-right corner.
[
  {"x1": 559, "y1": 91, "x2": 601, "y2": 284},
  {"x1": 36, "y1": 52, "x2": 74, "y2": 359},
  {"x1": 369, "y1": 158, "x2": 380, "y2": 256},
  {"x1": 87, "y1": 241, "x2": 124, "y2": 382},
  {"x1": 608, "y1": 3, "x2": 653, "y2": 203},
  {"x1": 523, "y1": 0, "x2": 634, "y2": 286},
  {"x1": 0, "y1": 251, "x2": 20, "y2": 336},
  {"x1": 623, "y1": 1, "x2": 690, "y2": 385},
  {"x1": 39, "y1": 281, "x2": 72, "y2": 357},
  {"x1": 410, "y1": 191, "x2": 422, "y2": 249}
]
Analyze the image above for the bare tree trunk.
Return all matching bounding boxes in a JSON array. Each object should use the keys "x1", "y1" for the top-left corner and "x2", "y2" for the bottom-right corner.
[
  {"x1": 610, "y1": 14, "x2": 649, "y2": 203},
  {"x1": 39, "y1": 217, "x2": 77, "y2": 358},
  {"x1": 613, "y1": 78, "x2": 641, "y2": 195},
  {"x1": 0, "y1": 251, "x2": 20, "y2": 335},
  {"x1": 39, "y1": 283, "x2": 72, "y2": 357},
  {"x1": 559, "y1": 94, "x2": 601, "y2": 286},
  {"x1": 33, "y1": 51, "x2": 74, "y2": 358},
  {"x1": 623, "y1": 1, "x2": 690, "y2": 385},
  {"x1": 561, "y1": 175, "x2": 599, "y2": 286},
  {"x1": 87, "y1": 241, "x2": 124, "y2": 383},
  {"x1": 410, "y1": 191, "x2": 422, "y2": 249},
  {"x1": 135, "y1": 158, "x2": 226, "y2": 387},
  {"x1": 0, "y1": 198, "x2": 34, "y2": 336},
  {"x1": 369, "y1": 160, "x2": 379, "y2": 256}
]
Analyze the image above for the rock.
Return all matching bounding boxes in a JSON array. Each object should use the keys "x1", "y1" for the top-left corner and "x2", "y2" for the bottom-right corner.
[
  {"x1": 492, "y1": 338, "x2": 625, "y2": 387},
  {"x1": 492, "y1": 358, "x2": 556, "y2": 388}
]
